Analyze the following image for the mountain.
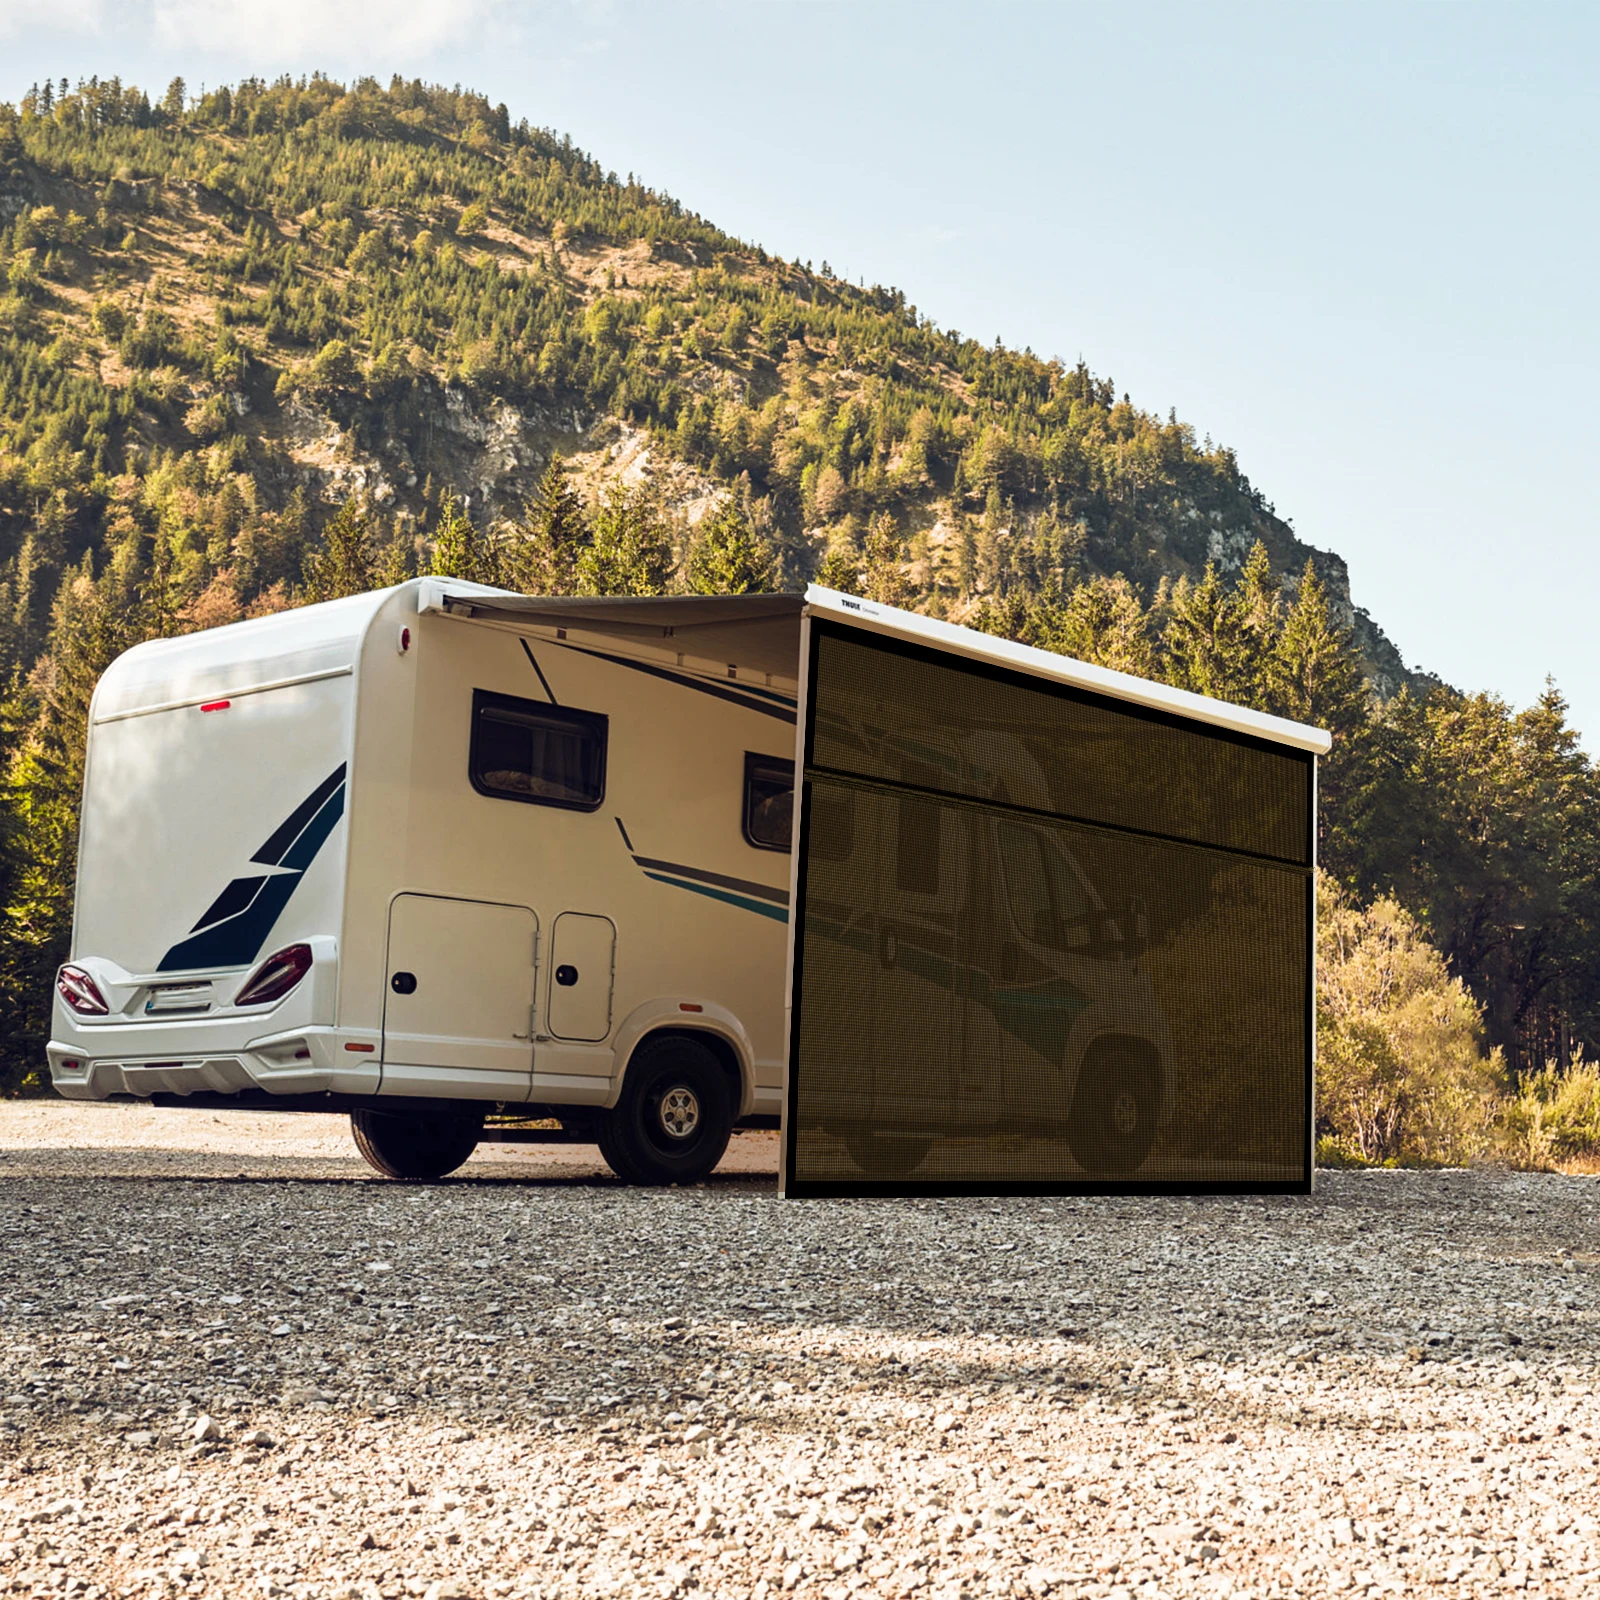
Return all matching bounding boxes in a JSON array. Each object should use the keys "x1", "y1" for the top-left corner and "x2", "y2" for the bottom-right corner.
[
  {"x1": 0, "y1": 71, "x2": 1409, "y2": 691},
  {"x1": 3, "y1": 72, "x2": 1596, "y2": 1098}
]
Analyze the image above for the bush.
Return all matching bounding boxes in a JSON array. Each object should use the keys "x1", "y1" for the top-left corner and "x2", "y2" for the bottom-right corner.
[
  {"x1": 1502, "y1": 1060, "x2": 1600, "y2": 1169},
  {"x1": 308, "y1": 338, "x2": 359, "y2": 391},
  {"x1": 90, "y1": 299, "x2": 127, "y2": 340},
  {"x1": 184, "y1": 393, "x2": 233, "y2": 441},
  {"x1": 120, "y1": 310, "x2": 178, "y2": 368},
  {"x1": 1317, "y1": 877, "x2": 1503, "y2": 1166}
]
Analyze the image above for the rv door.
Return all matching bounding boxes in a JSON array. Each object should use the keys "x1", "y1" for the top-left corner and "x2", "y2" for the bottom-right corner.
[{"x1": 382, "y1": 894, "x2": 537, "y2": 1100}]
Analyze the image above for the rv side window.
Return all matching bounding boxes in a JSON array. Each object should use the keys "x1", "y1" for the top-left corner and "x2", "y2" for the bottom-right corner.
[
  {"x1": 470, "y1": 690, "x2": 607, "y2": 811},
  {"x1": 744, "y1": 753, "x2": 795, "y2": 851}
]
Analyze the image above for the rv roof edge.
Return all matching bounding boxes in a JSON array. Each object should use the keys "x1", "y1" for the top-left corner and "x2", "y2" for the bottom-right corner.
[{"x1": 800, "y1": 584, "x2": 1333, "y2": 756}]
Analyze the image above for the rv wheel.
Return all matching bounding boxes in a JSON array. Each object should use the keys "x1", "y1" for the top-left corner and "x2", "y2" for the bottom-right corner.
[
  {"x1": 350, "y1": 1106, "x2": 483, "y2": 1181},
  {"x1": 843, "y1": 1131, "x2": 932, "y2": 1179},
  {"x1": 1066, "y1": 1045, "x2": 1158, "y2": 1177},
  {"x1": 600, "y1": 1036, "x2": 733, "y2": 1186}
]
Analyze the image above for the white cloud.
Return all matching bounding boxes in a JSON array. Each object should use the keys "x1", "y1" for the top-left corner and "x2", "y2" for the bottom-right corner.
[
  {"x1": 147, "y1": 0, "x2": 518, "y2": 58},
  {"x1": 0, "y1": 0, "x2": 593, "y2": 62}
]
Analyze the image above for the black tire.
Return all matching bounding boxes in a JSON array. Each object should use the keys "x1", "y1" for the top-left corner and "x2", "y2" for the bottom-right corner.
[
  {"x1": 599, "y1": 1036, "x2": 734, "y2": 1186},
  {"x1": 350, "y1": 1106, "x2": 483, "y2": 1180},
  {"x1": 843, "y1": 1130, "x2": 932, "y2": 1179},
  {"x1": 1066, "y1": 1045, "x2": 1159, "y2": 1177}
]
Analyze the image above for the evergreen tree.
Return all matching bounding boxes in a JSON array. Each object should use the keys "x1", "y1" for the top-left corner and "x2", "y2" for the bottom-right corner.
[
  {"x1": 0, "y1": 561, "x2": 124, "y2": 1091},
  {"x1": 576, "y1": 483, "x2": 672, "y2": 596},
  {"x1": 685, "y1": 493, "x2": 775, "y2": 595},
  {"x1": 860, "y1": 510, "x2": 911, "y2": 607},
  {"x1": 1160, "y1": 563, "x2": 1255, "y2": 705},
  {"x1": 814, "y1": 546, "x2": 862, "y2": 593},
  {"x1": 1052, "y1": 576, "x2": 1155, "y2": 678},
  {"x1": 1270, "y1": 561, "x2": 1367, "y2": 730},
  {"x1": 429, "y1": 494, "x2": 497, "y2": 585},
  {"x1": 504, "y1": 455, "x2": 587, "y2": 595},
  {"x1": 301, "y1": 500, "x2": 377, "y2": 603}
]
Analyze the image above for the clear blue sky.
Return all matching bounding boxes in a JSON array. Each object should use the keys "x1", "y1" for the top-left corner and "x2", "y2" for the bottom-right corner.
[{"x1": 3, "y1": 1, "x2": 1596, "y2": 736}]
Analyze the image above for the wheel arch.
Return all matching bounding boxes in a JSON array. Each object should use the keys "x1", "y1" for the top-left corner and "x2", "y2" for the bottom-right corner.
[{"x1": 609, "y1": 999, "x2": 754, "y2": 1117}]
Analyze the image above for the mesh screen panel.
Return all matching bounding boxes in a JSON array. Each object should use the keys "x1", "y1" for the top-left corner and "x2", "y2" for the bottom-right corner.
[{"x1": 786, "y1": 622, "x2": 1314, "y2": 1194}]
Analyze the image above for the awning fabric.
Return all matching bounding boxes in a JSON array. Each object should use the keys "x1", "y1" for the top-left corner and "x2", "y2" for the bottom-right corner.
[{"x1": 432, "y1": 590, "x2": 807, "y2": 679}]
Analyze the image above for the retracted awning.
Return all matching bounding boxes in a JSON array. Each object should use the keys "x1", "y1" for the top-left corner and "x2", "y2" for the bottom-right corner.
[{"x1": 419, "y1": 584, "x2": 807, "y2": 679}]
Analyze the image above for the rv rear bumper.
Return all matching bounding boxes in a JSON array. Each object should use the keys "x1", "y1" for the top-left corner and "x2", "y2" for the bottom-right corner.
[{"x1": 47, "y1": 1026, "x2": 381, "y2": 1100}]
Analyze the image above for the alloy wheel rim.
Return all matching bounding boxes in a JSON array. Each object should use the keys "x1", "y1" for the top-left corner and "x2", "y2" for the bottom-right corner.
[{"x1": 658, "y1": 1085, "x2": 701, "y2": 1141}]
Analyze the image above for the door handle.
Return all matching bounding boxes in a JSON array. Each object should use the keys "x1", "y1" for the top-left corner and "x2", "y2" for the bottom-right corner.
[
  {"x1": 390, "y1": 971, "x2": 417, "y2": 994},
  {"x1": 555, "y1": 965, "x2": 579, "y2": 987}
]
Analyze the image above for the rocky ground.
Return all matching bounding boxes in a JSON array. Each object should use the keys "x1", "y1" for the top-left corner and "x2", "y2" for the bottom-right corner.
[{"x1": 1, "y1": 1103, "x2": 1598, "y2": 1600}]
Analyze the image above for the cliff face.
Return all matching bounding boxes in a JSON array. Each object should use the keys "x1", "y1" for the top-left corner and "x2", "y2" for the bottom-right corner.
[{"x1": 0, "y1": 74, "x2": 1415, "y2": 696}]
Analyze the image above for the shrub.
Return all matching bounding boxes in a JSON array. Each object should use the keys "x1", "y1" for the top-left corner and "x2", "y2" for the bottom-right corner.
[
  {"x1": 90, "y1": 299, "x2": 127, "y2": 340},
  {"x1": 1317, "y1": 877, "x2": 1503, "y2": 1166},
  {"x1": 184, "y1": 393, "x2": 233, "y2": 441},
  {"x1": 120, "y1": 310, "x2": 178, "y2": 368},
  {"x1": 1502, "y1": 1060, "x2": 1600, "y2": 1169},
  {"x1": 308, "y1": 338, "x2": 359, "y2": 391}
]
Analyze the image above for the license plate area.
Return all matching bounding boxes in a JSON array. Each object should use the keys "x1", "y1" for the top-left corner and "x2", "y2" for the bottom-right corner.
[{"x1": 144, "y1": 983, "x2": 214, "y2": 1015}]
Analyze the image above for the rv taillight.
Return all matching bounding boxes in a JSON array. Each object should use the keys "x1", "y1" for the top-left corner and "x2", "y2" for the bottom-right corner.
[
  {"x1": 234, "y1": 944, "x2": 314, "y2": 1007},
  {"x1": 57, "y1": 964, "x2": 110, "y2": 1016}
]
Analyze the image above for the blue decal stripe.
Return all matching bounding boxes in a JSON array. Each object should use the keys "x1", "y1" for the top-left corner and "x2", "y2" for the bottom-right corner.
[{"x1": 642, "y1": 871, "x2": 790, "y2": 924}]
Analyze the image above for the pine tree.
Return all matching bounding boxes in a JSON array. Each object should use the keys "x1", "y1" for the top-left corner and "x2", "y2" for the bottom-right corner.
[
  {"x1": 860, "y1": 510, "x2": 911, "y2": 607},
  {"x1": 1160, "y1": 563, "x2": 1254, "y2": 704},
  {"x1": 429, "y1": 494, "x2": 497, "y2": 585},
  {"x1": 814, "y1": 547, "x2": 862, "y2": 593},
  {"x1": 301, "y1": 500, "x2": 377, "y2": 603},
  {"x1": 504, "y1": 455, "x2": 588, "y2": 594},
  {"x1": 576, "y1": 483, "x2": 672, "y2": 596},
  {"x1": 0, "y1": 561, "x2": 125, "y2": 1091},
  {"x1": 685, "y1": 493, "x2": 775, "y2": 595},
  {"x1": 1052, "y1": 576, "x2": 1155, "y2": 678},
  {"x1": 1270, "y1": 561, "x2": 1367, "y2": 731}
]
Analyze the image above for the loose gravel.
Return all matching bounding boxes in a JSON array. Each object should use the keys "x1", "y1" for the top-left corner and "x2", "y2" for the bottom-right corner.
[{"x1": 1, "y1": 1103, "x2": 1598, "y2": 1600}]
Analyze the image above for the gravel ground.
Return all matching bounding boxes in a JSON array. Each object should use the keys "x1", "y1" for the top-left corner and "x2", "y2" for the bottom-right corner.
[{"x1": 1, "y1": 1103, "x2": 1598, "y2": 1600}]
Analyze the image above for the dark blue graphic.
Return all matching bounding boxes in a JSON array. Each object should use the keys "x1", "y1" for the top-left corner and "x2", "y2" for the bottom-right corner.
[{"x1": 158, "y1": 764, "x2": 347, "y2": 972}]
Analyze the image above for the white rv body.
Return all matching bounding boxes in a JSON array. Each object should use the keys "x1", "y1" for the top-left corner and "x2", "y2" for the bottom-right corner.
[{"x1": 51, "y1": 580, "x2": 800, "y2": 1123}]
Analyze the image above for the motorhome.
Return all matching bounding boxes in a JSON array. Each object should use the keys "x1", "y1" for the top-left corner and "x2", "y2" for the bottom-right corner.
[{"x1": 48, "y1": 580, "x2": 1330, "y2": 1194}]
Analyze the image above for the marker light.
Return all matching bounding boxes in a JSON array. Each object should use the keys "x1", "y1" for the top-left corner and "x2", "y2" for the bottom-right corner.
[
  {"x1": 200, "y1": 700, "x2": 231, "y2": 712},
  {"x1": 57, "y1": 965, "x2": 110, "y2": 1016},
  {"x1": 235, "y1": 944, "x2": 314, "y2": 1007}
]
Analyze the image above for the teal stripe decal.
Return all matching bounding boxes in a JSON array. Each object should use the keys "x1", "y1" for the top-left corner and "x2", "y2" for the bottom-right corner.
[{"x1": 643, "y1": 871, "x2": 790, "y2": 923}]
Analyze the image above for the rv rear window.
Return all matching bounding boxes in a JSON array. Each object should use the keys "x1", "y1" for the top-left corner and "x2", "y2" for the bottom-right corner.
[
  {"x1": 470, "y1": 690, "x2": 607, "y2": 811},
  {"x1": 744, "y1": 753, "x2": 795, "y2": 851}
]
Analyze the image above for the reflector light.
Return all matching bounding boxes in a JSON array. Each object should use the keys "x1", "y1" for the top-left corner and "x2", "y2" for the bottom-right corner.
[
  {"x1": 344, "y1": 1042, "x2": 376, "y2": 1053},
  {"x1": 57, "y1": 964, "x2": 110, "y2": 1016},
  {"x1": 200, "y1": 700, "x2": 231, "y2": 713},
  {"x1": 234, "y1": 943, "x2": 314, "y2": 1007},
  {"x1": 679, "y1": 1002, "x2": 704, "y2": 1012}
]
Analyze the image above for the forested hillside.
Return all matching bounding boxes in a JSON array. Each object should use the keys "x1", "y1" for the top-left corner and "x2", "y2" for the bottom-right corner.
[{"x1": 0, "y1": 71, "x2": 1597, "y2": 1126}]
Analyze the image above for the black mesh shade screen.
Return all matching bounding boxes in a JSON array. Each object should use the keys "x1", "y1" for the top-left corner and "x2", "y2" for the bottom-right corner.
[{"x1": 784, "y1": 621, "x2": 1315, "y2": 1195}]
